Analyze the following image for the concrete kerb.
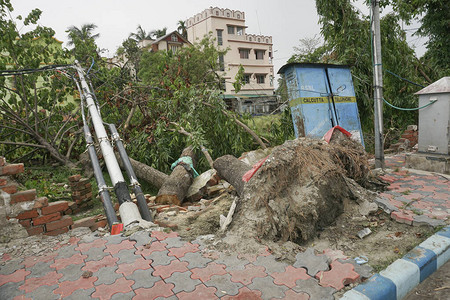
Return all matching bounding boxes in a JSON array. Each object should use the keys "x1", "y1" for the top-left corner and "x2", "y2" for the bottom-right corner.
[{"x1": 341, "y1": 225, "x2": 450, "y2": 300}]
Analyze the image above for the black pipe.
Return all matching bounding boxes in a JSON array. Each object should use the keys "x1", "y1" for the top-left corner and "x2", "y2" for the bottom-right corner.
[{"x1": 109, "y1": 124, "x2": 153, "y2": 221}]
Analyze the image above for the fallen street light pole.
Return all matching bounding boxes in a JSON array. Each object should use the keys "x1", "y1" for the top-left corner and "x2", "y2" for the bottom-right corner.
[{"x1": 73, "y1": 61, "x2": 143, "y2": 228}]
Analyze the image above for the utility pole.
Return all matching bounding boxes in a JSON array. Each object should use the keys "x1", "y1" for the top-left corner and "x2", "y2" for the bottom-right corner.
[{"x1": 372, "y1": 0, "x2": 385, "y2": 168}]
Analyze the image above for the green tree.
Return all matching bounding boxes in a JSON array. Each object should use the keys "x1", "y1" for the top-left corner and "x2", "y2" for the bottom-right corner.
[
  {"x1": 66, "y1": 23, "x2": 101, "y2": 68},
  {"x1": 150, "y1": 27, "x2": 167, "y2": 39},
  {"x1": 129, "y1": 25, "x2": 152, "y2": 42},
  {"x1": 177, "y1": 20, "x2": 187, "y2": 39}
]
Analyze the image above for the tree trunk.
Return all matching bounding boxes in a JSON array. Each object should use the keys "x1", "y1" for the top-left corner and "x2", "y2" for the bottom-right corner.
[
  {"x1": 34, "y1": 134, "x2": 77, "y2": 168},
  {"x1": 116, "y1": 153, "x2": 169, "y2": 189},
  {"x1": 155, "y1": 146, "x2": 195, "y2": 205},
  {"x1": 213, "y1": 155, "x2": 251, "y2": 196}
]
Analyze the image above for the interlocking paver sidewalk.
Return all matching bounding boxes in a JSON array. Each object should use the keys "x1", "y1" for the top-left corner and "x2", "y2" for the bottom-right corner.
[{"x1": 0, "y1": 154, "x2": 448, "y2": 299}]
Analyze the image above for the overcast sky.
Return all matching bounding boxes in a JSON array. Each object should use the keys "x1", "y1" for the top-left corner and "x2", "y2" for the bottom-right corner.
[{"x1": 9, "y1": 0, "x2": 426, "y2": 78}]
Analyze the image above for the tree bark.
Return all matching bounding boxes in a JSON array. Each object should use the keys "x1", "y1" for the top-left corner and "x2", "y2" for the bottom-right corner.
[
  {"x1": 213, "y1": 155, "x2": 251, "y2": 196},
  {"x1": 155, "y1": 146, "x2": 195, "y2": 206}
]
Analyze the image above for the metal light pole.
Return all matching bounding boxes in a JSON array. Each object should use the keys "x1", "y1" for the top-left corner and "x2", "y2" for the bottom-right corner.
[{"x1": 372, "y1": 0, "x2": 385, "y2": 168}]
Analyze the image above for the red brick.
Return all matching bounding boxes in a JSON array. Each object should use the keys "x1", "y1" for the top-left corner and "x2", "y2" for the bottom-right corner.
[
  {"x1": 68, "y1": 174, "x2": 81, "y2": 182},
  {"x1": 0, "y1": 163, "x2": 24, "y2": 176},
  {"x1": 19, "y1": 219, "x2": 32, "y2": 228},
  {"x1": 72, "y1": 188, "x2": 91, "y2": 196},
  {"x1": 27, "y1": 225, "x2": 44, "y2": 236},
  {"x1": 46, "y1": 215, "x2": 73, "y2": 231},
  {"x1": 1, "y1": 184, "x2": 17, "y2": 194},
  {"x1": 45, "y1": 227, "x2": 69, "y2": 236},
  {"x1": 89, "y1": 220, "x2": 107, "y2": 231},
  {"x1": 71, "y1": 216, "x2": 96, "y2": 229},
  {"x1": 41, "y1": 201, "x2": 69, "y2": 215},
  {"x1": 10, "y1": 189, "x2": 36, "y2": 204},
  {"x1": 16, "y1": 209, "x2": 39, "y2": 220},
  {"x1": 0, "y1": 176, "x2": 8, "y2": 186},
  {"x1": 33, "y1": 197, "x2": 48, "y2": 209},
  {"x1": 33, "y1": 212, "x2": 61, "y2": 225}
]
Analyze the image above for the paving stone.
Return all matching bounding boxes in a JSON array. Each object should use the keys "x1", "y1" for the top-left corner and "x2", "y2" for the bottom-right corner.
[
  {"x1": 136, "y1": 241, "x2": 168, "y2": 258},
  {"x1": 374, "y1": 196, "x2": 399, "y2": 213},
  {"x1": 150, "y1": 231, "x2": 179, "y2": 241},
  {"x1": 204, "y1": 273, "x2": 244, "y2": 297},
  {"x1": 133, "y1": 280, "x2": 175, "y2": 300},
  {"x1": 110, "y1": 291, "x2": 136, "y2": 300},
  {"x1": 293, "y1": 277, "x2": 336, "y2": 300},
  {"x1": 83, "y1": 245, "x2": 108, "y2": 262},
  {"x1": 179, "y1": 251, "x2": 212, "y2": 269},
  {"x1": 129, "y1": 231, "x2": 154, "y2": 247},
  {"x1": 279, "y1": 289, "x2": 310, "y2": 300},
  {"x1": 247, "y1": 276, "x2": 289, "y2": 299},
  {"x1": 93, "y1": 265, "x2": 123, "y2": 286},
  {"x1": 57, "y1": 263, "x2": 84, "y2": 282},
  {"x1": 271, "y1": 265, "x2": 310, "y2": 288},
  {"x1": 91, "y1": 277, "x2": 134, "y2": 299},
  {"x1": 165, "y1": 271, "x2": 201, "y2": 293},
  {"x1": 413, "y1": 214, "x2": 446, "y2": 227},
  {"x1": 167, "y1": 242, "x2": 200, "y2": 259},
  {"x1": 293, "y1": 248, "x2": 329, "y2": 276},
  {"x1": 214, "y1": 253, "x2": 248, "y2": 271},
  {"x1": 0, "y1": 281, "x2": 25, "y2": 299},
  {"x1": 164, "y1": 236, "x2": 186, "y2": 249},
  {"x1": 82, "y1": 255, "x2": 118, "y2": 273},
  {"x1": 116, "y1": 257, "x2": 153, "y2": 276},
  {"x1": 22, "y1": 253, "x2": 58, "y2": 268},
  {"x1": 75, "y1": 239, "x2": 107, "y2": 253},
  {"x1": 55, "y1": 244, "x2": 81, "y2": 259},
  {"x1": 337, "y1": 259, "x2": 373, "y2": 279},
  {"x1": 153, "y1": 260, "x2": 189, "y2": 279},
  {"x1": 126, "y1": 268, "x2": 161, "y2": 289},
  {"x1": 53, "y1": 276, "x2": 98, "y2": 298},
  {"x1": 78, "y1": 233, "x2": 99, "y2": 244},
  {"x1": 50, "y1": 253, "x2": 87, "y2": 270},
  {"x1": 23, "y1": 284, "x2": 59, "y2": 300},
  {"x1": 315, "y1": 260, "x2": 360, "y2": 290},
  {"x1": 176, "y1": 284, "x2": 218, "y2": 300},
  {"x1": 20, "y1": 271, "x2": 63, "y2": 294},
  {"x1": 0, "y1": 268, "x2": 30, "y2": 285},
  {"x1": 155, "y1": 295, "x2": 178, "y2": 300},
  {"x1": 0, "y1": 259, "x2": 24, "y2": 275},
  {"x1": 190, "y1": 262, "x2": 227, "y2": 282},
  {"x1": 62, "y1": 287, "x2": 95, "y2": 300},
  {"x1": 142, "y1": 250, "x2": 176, "y2": 266},
  {"x1": 27, "y1": 261, "x2": 56, "y2": 278},
  {"x1": 252, "y1": 254, "x2": 288, "y2": 274},
  {"x1": 112, "y1": 248, "x2": 143, "y2": 264},
  {"x1": 104, "y1": 234, "x2": 128, "y2": 245},
  {"x1": 221, "y1": 286, "x2": 262, "y2": 299},
  {"x1": 229, "y1": 264, "x2": 267, "y2": 285},
  {"x1": 104, "y1": 239, "x2": 136, "y2": 255}
]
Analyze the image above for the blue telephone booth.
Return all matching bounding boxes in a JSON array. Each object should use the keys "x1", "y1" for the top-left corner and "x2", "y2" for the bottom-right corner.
[{"x1": 278, "y1": 63, "x2": 364, "y2": 146}]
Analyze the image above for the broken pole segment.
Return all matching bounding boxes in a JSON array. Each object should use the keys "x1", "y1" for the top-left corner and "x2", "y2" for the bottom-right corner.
[{"x1": 213, "y1": 155, "x2": 251, "y2": 196}]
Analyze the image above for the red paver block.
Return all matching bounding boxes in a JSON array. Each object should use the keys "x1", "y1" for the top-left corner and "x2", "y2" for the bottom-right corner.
[
  {"x1": 133, "y1": 280, "x2": 175, "y2": 300},
  {"x1": 177, "y1": 284, "x2": 218, "y2": 300},
  {"x1": 41, "y1": 201, "x2": 69, "y2": 215},
  {"x1": 433, "y1": 193, "x2": 450, "y2": 200},
  {"x1": 315, "y1": 260, "x2": 360, "y2": 290},
  {"x1": 67, "y1": 236, "x2": 80, "y2": 245},
  {"x1": 168, "y1": 242, "x2": 199, "y2": 258},
  {"x1": 136, "y1": 241, "x2": 167, "y2": 257},
  {"x1": 116, "y1": 257, "x2": 152, "y2": 276},
  {"x1": 190, "y1": 262, "x2": 227, "y2": 282},
  {"x1": 19, "y1": 271, "x2": 63, "y2": 293},
  {"x1": 404, "y1": 193, "x2": 424, "y2": 201},
  {"x1": 15, "y1": 209, "x2": 39, "y2": 220},
  {"x1": 279, "y1": 289, "x2": 310, "y2": 300},
  {"x1": 10, "y1": 189, "x2": 36, "y2": 204},
  {"x1": 2, "y1": 253, "x2": 11, "y2": 262},
  {"x1": 82, "y1": 255, "x2": 119, "y2": 273},
  {"x1": 0, "y1": 269, "x2": 30, "y2": 286},
  {"x1": 22, "y1": 253, "x2": 57, "y2": 268},
  {"x1": 50, "y1": 253, "x2": 87, "y2": 270},
  {"x1": 53, "y1": 276, "x2": 97, "y2": 298},
  {"x1": 33, "y1": 212, "x2": 61, "y2": 226},
  {"x1": 391, "y1": 210, "x2": 414, "y2": 225},
  {"x1": 425, "y1": 210, "x2": 449, "y2": 220},
  {"x1": 222, "y1": 286, "x2": 263, "y2": 300},
  {"x1": 229, "y1": 264, "x2": 267, "y2": 285},
  {"x1": 104, "y1": 239, "x2": 136, "y2": 255},
  {"x1": 46, "y1": 215, "x2": 73, "y2": 232},
  {"x1": 76, "y1": 238, "x2": 107, "y2": 253},
  {"x1": 151, "y1": 231, "x2": 179, "y2": 241},
  {"x1": 379, "y1": 175, "x2": 397, "y2": 183},
  {"x1": 92, "y1": 277, "x2": 134, "y2": 300},
  {"x1": 271, "y1": 265, "x2": 310, "y2": 288},
  {"x1": 0, "y1": 163, "x2": 24, "y2": 176},
  {"x1": 153, "y1": 260, "x2": 189, "y2": 279}
]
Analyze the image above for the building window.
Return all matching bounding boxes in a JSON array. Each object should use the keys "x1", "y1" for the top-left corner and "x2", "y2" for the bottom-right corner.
[
  {"x1": 236, "y1": 27, "x2": 243, "y2": 35},
  {"x1": 170, "y1": 45, "x2": 180, "y2": 52},
  {"x1": 239, "y1": 49, "x2": 250, "y2": 59},
  {"x1": 256, "y1": 74, "x2": 266, "y2": 84},
  {"x1": 257, "y1": 38, "x2": 260, "y2": 42},
  {"x1": 218, "y1": 55, "x2": 225, "y2": 71},
  {"x1": 217, "y1": 30, "x2": 223, "y2": 45},
  {"x1": 220, "y1": 78, "x2": 226, "y2": 91},
  {"x1": 227, "y1": 25, "x2": 234, "y2": 34},
  {"x1": 249, "y1": 37, "x2": 252, "y2": 41},
  {"x1": 216, "y1": 11, "x2": 219, "y2": 16},
  {"x1": 266, "y1": 39, "x2": 269, "y2": 43},
  {"x1": 243, "y1": 74, "x2": 251, "y2": 84},
  {"x1": 227, "y1": 12, "x2": 230, "y2": 17},
  {"x1": 255, "y1": 50, "x2": 265, "y2": 60},
  {"x1": 171, "y1": 34, "x2": 178, "y2": 42},
  {"x1": 237, "y1": 14, "x2": 240, "y2": 19}
]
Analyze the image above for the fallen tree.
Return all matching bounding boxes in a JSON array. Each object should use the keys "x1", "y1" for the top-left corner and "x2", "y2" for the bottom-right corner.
[{"x1": 213, "y1": 155, "x2": 251, "y2": 196}]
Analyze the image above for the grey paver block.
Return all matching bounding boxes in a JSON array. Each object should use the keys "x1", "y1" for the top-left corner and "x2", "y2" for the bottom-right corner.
[
  {"x1": 56, "y1": 245, "x2": 81, "y2": 259},
  {"x1": 105, "y1": 234, "x2": 128, "y2": 245},
  {"x1": 252, "y1": 255, "x2": 288, "y2": 274},
  {"x1": 83, "y1": 245, "x2": 108, "y2": 262},
  {"x1": 337, "y1": 259, "x2": 373, "y2": 279},
  {"x1": 155, "y1": 296, "x2": 177, "y2": 300},
  {"x1": 93, "y1": 265, "x2": 123, "y2": 286},
  {"x1": 0, "y1": 281, "x2": 25, "y2": 299},
  {"x1": 205, "y1": 273, "x2": 244, "y2": 297},
  {"x1": 247, "y1": 276, "x2": 289, "y2": 299},
  {"x1": 164, "y1": 237, "x2": 186, "y2": 249},
  {"x1": 63, "y1": 287, "x2": 95, "y2": 300},
  {"x1": 126, "y1": 268, "x2": 160, "y2": 289},
  {"x1": 79, "y1": 233, "x2": 100, "y2": 244},
  {"x1": 110, "y1": 291, "x2": 136, "y2": 300},
  {"x1": 374, "y1": 197, "x2": 399, "y2": 213},
  {"x1": 144, "y1": 250, "x2": 176, "y2": 266},
  {"x1": 28, "y1": 261, "x2": 56, "y2": 278},
  {"x1": 179, "y1": 252, "x2": 212, "y2": 269},
  {"x1": 164, "y1": 271, "x2": 201, "y2": 293},
  {"x1": 293, "y1": 278, "x2": 336, "y2": 300},
  {"x1": 293, "y1": 248, "x2": 329, "y2": 276},
  {"x1": 58, "y1": 263, "x2": 84, "y2": 282},
  {"x1": 413, "y1": 215, "x2": 446, "y2": 227},
  {"x1": 0, "y1": 259, "x2": 24, "y2": 275},
  {"x1": 113, "y1": 248, "x2": 143, "y2": 264},
  {"x1": 129, "y1": 231, "x2": 154, "y2": 247},
  {"x1": 24, "y1": 284, "x2": 59, "y2": 300},
  {"x1": 215, "y1": 253, "x2": 248, "y2": 271}
]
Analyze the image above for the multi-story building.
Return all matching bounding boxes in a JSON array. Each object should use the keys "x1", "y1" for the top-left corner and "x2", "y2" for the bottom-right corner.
[{"x1": 186, "y1": 7, "x2": 277, "y2": 114}]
